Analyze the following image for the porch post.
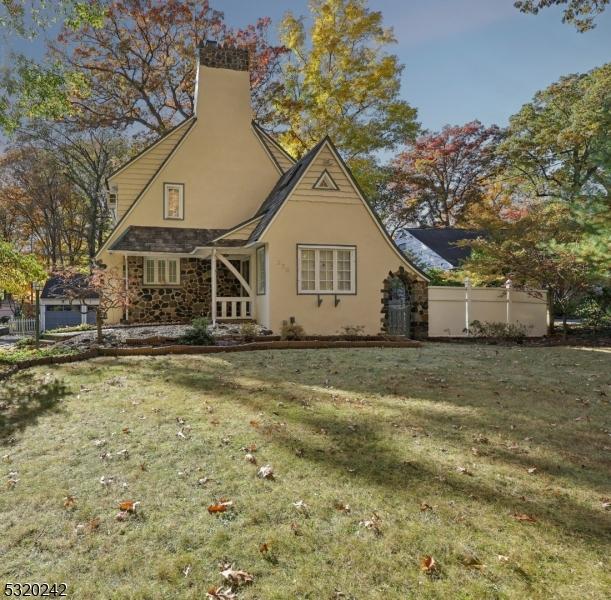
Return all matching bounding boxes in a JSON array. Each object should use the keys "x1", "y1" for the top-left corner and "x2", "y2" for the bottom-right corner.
[
  {"x1": 124, "y1": 254, "x2": 129, "y2": 322},
  {"x1": 211, "y1": 249, "x2": 217, "y2": 326}
]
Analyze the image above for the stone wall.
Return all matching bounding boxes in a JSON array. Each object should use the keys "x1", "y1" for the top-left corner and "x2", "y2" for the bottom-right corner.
[
  {"x1": 199, "y1": 42, "x2": 249, "y2": 71},
  {"x1": 126, "y1": 257, "x2": 242, "y2": 324},
  {"x1": 381, "y1": 267, "x2": 428, "y2": 339}
]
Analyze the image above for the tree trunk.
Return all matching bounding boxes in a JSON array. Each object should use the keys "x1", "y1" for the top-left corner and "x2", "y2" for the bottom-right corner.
[
  {"x1": 96, "y1": 308, "x2": 103, "y2": 344},
  {"x1": 547, "y1": 289, "x2": 555, "y2": 336},
  {"x1": 562, "y1": 312, "x2": 569, "y2": 339}
]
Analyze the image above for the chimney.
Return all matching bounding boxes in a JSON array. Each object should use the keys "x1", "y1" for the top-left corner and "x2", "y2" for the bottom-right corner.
[{"x1": 198, "y1": 40, "x2": 249, "y2": 72}]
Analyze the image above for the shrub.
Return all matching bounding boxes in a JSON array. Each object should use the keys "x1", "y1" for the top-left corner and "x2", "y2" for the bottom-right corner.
[
  {"x1": 46, "y1": 323, "x2": 95, "y2": 333},
  {"x1": 468, "y1": 320, "x2": 529, "y2": 343},
  {"x1": 15, "y1": 337, "x2": 37, "y2": 348},
  {"x1": 281, "y1": 319, "x2": 305, "y2": 341},
  {"x1": 240, "y1": 322, "x2": 258, "y2": 342},
  {"x1": 575, "y1": 298, "x2": 611, "y2": 333},
  {"x1": 178, "y1": 317, "x2": 216, "y2": 346},
  {"x1": 340, "y1": 325, "x2": 365, "y2": 336}
]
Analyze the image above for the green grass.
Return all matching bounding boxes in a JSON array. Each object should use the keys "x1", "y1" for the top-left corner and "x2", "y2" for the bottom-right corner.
[
  {"x1": 0, "y1": 346, "x2": 77, "y2": 365},
  {"x1": 1, "y1": 344, "x2": 609, "y2": 599}
]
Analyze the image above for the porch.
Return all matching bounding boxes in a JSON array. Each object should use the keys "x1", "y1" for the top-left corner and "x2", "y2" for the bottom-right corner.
[{"x1": 121, "y1": 246, "x2": 258, "y2": 326}]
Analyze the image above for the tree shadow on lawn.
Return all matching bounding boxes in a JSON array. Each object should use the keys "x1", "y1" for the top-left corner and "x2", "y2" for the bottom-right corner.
[
  {"x1": 166, "y1": 360, "x2": 611, "y2": 546},
  {"x1": 0, "y1": 374, "x2": 69, "y2": 444}
]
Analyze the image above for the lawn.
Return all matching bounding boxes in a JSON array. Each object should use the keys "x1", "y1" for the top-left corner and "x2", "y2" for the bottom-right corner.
[{"x1": 1, "y1": 344, "x2": 609, "y2": 599}]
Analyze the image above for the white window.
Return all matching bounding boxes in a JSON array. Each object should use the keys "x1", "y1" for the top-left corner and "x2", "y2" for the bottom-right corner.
[
  {"x1": 164, "y1": 183, "x2": 184, "y2": 219},
  {"x1": 297, "y1": 245, "x2": 356, "y2": 294},
  {"x1": 143, "y1": 258, "x2": 180, "y2": 285},
  {"x1": 256, "y1": 246, "x2": 266, "y2": 294}
]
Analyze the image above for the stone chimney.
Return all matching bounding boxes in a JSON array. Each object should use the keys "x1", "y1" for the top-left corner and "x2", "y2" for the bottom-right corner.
[{"x1": 198, "y1": 40, "x2": 249, "y2": 71}]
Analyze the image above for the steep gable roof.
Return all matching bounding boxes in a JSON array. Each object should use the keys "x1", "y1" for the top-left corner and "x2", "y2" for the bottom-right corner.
[
  {"x1": 248, "y1": 139, "x2": 327, "y2": 242},
  {"x1": 247, "y1": 137, "x2": 429, "y2": 281},
  {"x1": 252, "y1": 122, "x2": 296, "y2": 173},
  {"x1": 404, "y1": 228, "x2": 483, "y2": 267}
]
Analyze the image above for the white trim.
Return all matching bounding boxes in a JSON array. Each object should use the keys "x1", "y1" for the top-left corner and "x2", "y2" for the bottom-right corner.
[
  {"x1": 255, "y1": 139, "x2": 428, "y2": 281},
  {"x1": 256, "y1": 245, "x2": 266, "y2": 294},
  {"x1": 252, "y1": 124, "x2": 284, "y2": 175},
  {"x1": 40, "y1": 298, "x2": 100, "y2": 306},
  {"x1": 143, "y1": 257, "x2": 180, "y2": 285},
  {"x1": 297, "y1": 245, "x2": 356, "y2": 294},
  {"x1": 163, "y1": 183, "x2": 184, "y2": 220},
  {"x1": 252, "y1": 123, "x2": 296, "y2": 170},
  {"x1": 97, "y1": 119, "x2": 196, "y2": 256},
  {"x1": 211, "y1": 249, "x2": 217, "y2": 326},
  {"x1": 313, "y1": 169, "x2": 339, "y2": 191},
  {"x1": 216, "y1": 253, "x2": 252, "y2": 296}
]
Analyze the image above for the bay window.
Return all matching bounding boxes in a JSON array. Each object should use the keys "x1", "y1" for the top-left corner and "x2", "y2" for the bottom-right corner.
[
  {"x1": 143, "y1": 257, "x2": 180, "y2": 285},
  {"x1": 297, "y1": 245, "x2": 356, "y2": 294}
]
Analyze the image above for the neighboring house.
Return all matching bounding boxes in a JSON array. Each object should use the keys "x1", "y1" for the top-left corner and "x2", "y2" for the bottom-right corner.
[
  {"x1": 97, "y1": 41, "x2": 428, "y2": 336},
  {"x1": 40, "y1": 275, "x2": 99, "y2": 331},
  {"x1": 396, "y1": 228, "x2": 483, "y2": 271}
]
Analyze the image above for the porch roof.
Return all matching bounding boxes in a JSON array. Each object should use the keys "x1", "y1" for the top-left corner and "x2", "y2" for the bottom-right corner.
[{"x1": 109, "y1": 226, "x2": 247, "y2": 253}]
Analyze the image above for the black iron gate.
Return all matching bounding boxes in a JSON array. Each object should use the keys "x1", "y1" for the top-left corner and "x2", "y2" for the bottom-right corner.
[{"x1": 387, "y1": 276, "x2": 411, "y2": 336}]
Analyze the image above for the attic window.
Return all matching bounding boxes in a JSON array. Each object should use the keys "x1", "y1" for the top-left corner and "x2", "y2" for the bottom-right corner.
[
  {"x1": 107, "y1": 186, "x2": 118, "y2": 223},
  {"x1": 164, "y1": 183, "x2": 184, "y2": 220},
  {"x1": 313, "y1": 170, "x2": 339, "y2": 191}
]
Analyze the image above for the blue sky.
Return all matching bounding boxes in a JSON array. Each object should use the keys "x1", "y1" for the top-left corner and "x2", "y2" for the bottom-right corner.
[{"x1": 1, "y1": 0, "x2": 610, "y2": 132}]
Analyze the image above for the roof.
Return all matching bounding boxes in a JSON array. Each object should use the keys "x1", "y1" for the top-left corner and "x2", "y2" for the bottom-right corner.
[
  {"x1": 404, "y1": 228, "x2": 483, "y2": 267},
  {"x1": 42, "y1": 274, "x2": 99, "y2": 300},
  {"x1": 248, "y1": 138, "x2": 327, "y2": 242},
  {"x1": 109, "y1": 226, "x2": 247, "y2": 253}
]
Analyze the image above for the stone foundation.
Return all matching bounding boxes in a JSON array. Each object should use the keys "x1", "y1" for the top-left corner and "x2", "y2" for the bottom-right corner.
[
  {"x1": 381, "y1": 267, "x2": 428, "y2": 339},
  {"x1": 126, "y1": 257, "x2": 243, "y2": 324}
]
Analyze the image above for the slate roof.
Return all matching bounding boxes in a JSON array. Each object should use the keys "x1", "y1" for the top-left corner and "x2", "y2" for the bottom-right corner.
[
  {"x1": 42, "y1": 274, "x2": 99, "y2": 300},
  {"x1": 109, "y1": 226, "x2": 247, "y2": 253},
  {"x1": 248, "y1": 138, "x2": 327, "y2": 242},
  {"x1": 404, "y1": 228, "x2": 484, "y2": 267}
]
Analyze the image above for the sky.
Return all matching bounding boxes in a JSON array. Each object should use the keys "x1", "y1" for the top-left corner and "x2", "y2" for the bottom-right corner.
[{"x1": 1, "y1": 0, "x2": 610, "y2": 133}]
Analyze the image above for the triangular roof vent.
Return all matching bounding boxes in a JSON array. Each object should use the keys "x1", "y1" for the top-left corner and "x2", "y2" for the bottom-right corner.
[{"x1": 313, "y1": 169, "x2": 339, "y2": 191}]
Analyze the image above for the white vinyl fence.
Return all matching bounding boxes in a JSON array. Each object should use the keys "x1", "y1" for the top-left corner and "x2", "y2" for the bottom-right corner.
[
  {"x1": 428, "y1": 285, "x2": 548, "y2": 337},
  {"x1": 8, "y1": 317, "x2": 36, "y2": 336}
]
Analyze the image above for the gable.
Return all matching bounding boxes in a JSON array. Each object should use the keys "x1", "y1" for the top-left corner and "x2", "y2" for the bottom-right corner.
[
  {"x1": 256, "y1": 139, "x2": 428, "y2": 281},
  {"x1": 313, "y1": 169, "x2": 339, "y2": 191},
  {"x1": 110, "y1": 118, "x2": 194, "y2": 220},
  {"x1": 252, "y1": 123, "x2": 295, "y2": 174}
]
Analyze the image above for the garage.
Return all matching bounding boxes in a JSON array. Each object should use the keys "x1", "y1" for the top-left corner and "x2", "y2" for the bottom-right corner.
[{"x1": 41, "y1": 275, "x2": 100, "y2": 332}]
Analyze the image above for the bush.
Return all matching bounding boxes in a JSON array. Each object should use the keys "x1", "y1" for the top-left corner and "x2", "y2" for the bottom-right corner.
[
  {"x1": 575, "y1": 298, "x2": 611, "y2": 332},
  {"x1": 46, "y1": 323, "x2": 95, "y2": 333},
  {"x1": 240, "y1": 322, "x2": 258, "y2": 342},
  {"x1": 468, "y1": 320, "x2": 529, "y2": 343},
  {"x1": 280, "y1": 319, "x2": 305, "y2": 341},
  {"x1": 15, "y1": 337, "x2": 37, "y2": 348},
  {"x1": 178, "y1": 317, "x2": 216, "y2": 346}
]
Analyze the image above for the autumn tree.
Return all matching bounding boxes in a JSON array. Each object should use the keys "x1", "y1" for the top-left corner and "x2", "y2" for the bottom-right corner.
[
  {"x1": 514, "y1": 0, "x2": 609, "y2": 31},
  {"x1": 51, "y1": 0, "x2": 286, "y2": 137},
  {"x1": 390, "y1": 121, "x2": 505, "y2": 227},
  {"x1": 465, "y1": 202, "x2": 606, "y2": 334},
  {"x1": 0, "y1": 239, "x2": 46, "y2": 310},
  {"x1": 271, "y1": 0, "x2": 418, "y2": 163},
  {"x1": 17, "y1": 123, "x2": 129, "y2": 258},
  {"x1": 0, "y1": 147, "x2": 89, "y2": 266},
  {"x1": 0, "y1": 1, "x2": 106, "y2": 133},
  {"x1": 56, "y1": 265, "x2": 129, "y2": 343}
]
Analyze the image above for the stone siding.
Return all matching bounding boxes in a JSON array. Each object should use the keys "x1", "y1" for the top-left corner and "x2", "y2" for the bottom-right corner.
[
  {"x1": 381, "y1": 267, "x2": 428, "y2": 339},
  {"x1": 126, "y1": 257, "x2": 242, "y2": 324}
]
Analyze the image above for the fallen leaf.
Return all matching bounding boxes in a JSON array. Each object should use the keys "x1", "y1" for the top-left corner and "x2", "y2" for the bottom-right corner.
[
  {"x1": 497, "y1": 554, "x2": 510, "y2": 562},
  {"x1": 93, "y1": 439, "x2": 106, "y2": 447},
  {"x1": 116, "y1": 449, "x2": 129, "y2": 459},
  {"x1": 63, "y1": 495, "x2": 77, "y2": 509},
  {"x1": 259, "y1": 542, "x2": 269, "y2": 554},
  {"x1": 206, "y1": 587, "x2": 236, "y2": 600},
  {"x1": 249, "y1": 420, "x2": 260, "y2": 428},
  {"x1": 219, "y1": 565, "x2": 254, "y2": 586},
  {"x1": 600, "y1": 497, "x2": 610, "y2": 510},
  {"x1": 334, "y1": 502, "x2": 351, "y2": 513},
  {"x1": 290, "y1": 522, "x2": 302, "y2": 535},
  {"x1": 118, "y1": 500, "x2": 140, "y2": 513},
  {"x1": 244, "y1": 453, "x2": 257, "y2": 465},
  {"x1": 208, "y1": 501, "x2": 233, "y2": 514},
  {"x1": 420, "y1": 502, "x2": 433, "y2": 512},
  {"x1": 359, "y1": 512, "x2": 382, "y2": 536},
  {"x1": 183, "y1": 565, "x2": 191, "y2": 578},
  {"x1": 527, "y1": 467, "x2": 537, "y2": 474},
  {"x1": 462, "y1": 555, "x2": 485, "y2": 569},
  {"x1": 122, "y1": 427, "x2": 130, "y2": 434},
  {"x1": 512, "y1": 513, "x2": 536, "y2": 523},
  {"x1": 292, "y1": 500, "x2": 309, "y2": 515},
  {"x1": 257, "y1": 464, "x2": 274, "y2": 480},
  {"x1": 88, "y1": 517, "x2": 101, "y2": 531},
  {"x1": 241, "y1": 443, "x2": 257, "y2": 453},
  {"x1": 456, "y1": 466, "x2": 474, "y2": 476},
  {"x1": 420, "y1": 555, "x2": 437, "y2": 573}
]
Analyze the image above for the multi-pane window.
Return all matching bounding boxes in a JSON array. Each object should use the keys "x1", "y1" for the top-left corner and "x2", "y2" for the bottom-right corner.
[
  {"x1": 297, "y1": 245, "x2": 356, "y2": 294},
  {"x1": 164, "y1": 183, "x2": 184, "y2": 219},
  {"x1": 143, "y1": 258, "x2": 180, "y2": 285},
  {"x1": 256, "y1": 246, "x2": 266, "y2": 294}
]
